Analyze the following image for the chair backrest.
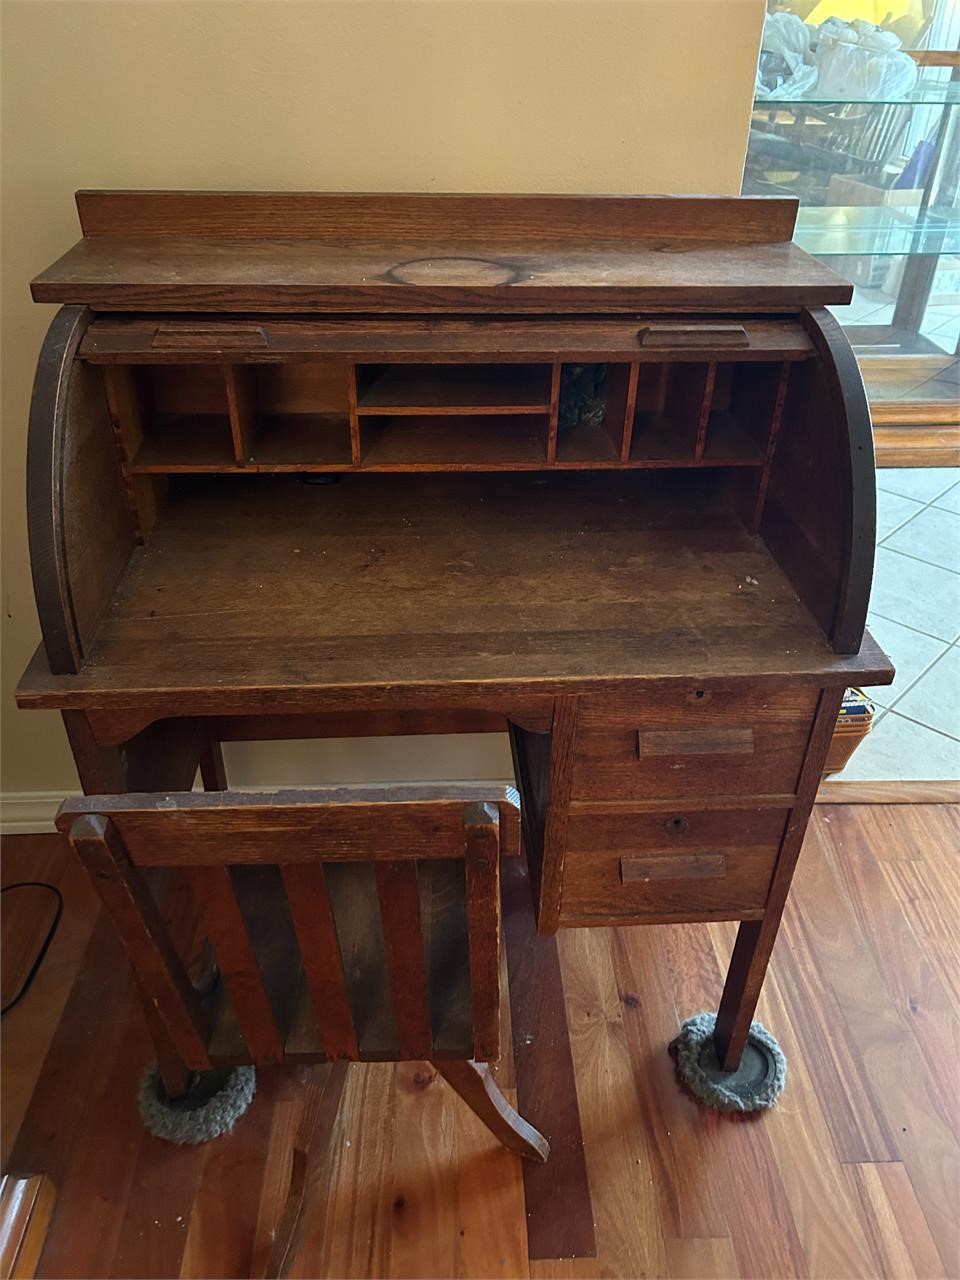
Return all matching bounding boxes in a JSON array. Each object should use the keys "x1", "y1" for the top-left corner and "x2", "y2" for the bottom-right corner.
[{"x1": 56, "y1": 784, "x2": 520, "y2": 1072}]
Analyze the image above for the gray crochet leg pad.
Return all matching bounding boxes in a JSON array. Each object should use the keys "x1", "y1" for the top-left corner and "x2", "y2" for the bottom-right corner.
[
  {"x1": 138, "y1": 1063, "x2": 256, "y2": 1144},
  {"x1": 670, "y1": 1012, "x2": 786, "y2": 1113}
]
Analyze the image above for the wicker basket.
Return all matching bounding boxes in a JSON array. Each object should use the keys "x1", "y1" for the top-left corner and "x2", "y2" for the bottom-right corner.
[{"x1": 823, "y1": 688, "x2": 876, "y2": 776}]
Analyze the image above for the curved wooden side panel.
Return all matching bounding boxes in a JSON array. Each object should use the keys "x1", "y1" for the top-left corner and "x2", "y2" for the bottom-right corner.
[
  {"x1": 759, "y1": 307, "x2": 875, "y2": 655},
  {"x1": 27, "y1": 305, "x2": 136, "y2": 674}
]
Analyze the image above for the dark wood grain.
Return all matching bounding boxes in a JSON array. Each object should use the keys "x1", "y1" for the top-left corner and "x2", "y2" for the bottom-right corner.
[
  {"x1": 80, "y1": 316, "x2": 818, "y2": 364},
  {"x1": 33, "y1": 197, "x2": 851, "y2": 315},
  {"x1": 188, "y1": 865, "x2": 284, "y2": 1062},
  {"x1": 281, "y1": 864, "x2": 359, "y2": 1061},
  {"x1": 26, "y1": 306, "x2": 136, "y2": 674},
  {"x1": 463, "y1": 804, "x2": 502, "y2": 1062},
  {"x1": 560, "y1": 804, "x2": 788, "y2": 923},
  {"x1": 56, "y1": 785, "x2": 521, "y2": 867},
  {"x1": 65, "y1": 814, "x2": 211, "y2": 1069},
  {"x1": 538, "y1": 696, "x2": 579, "y2": 934},
  {"x1": 72, "y1": 191, "x2": 801, "y2": 243},
  {"x1": 19, "y1": 474, "x2": 891, "y2": 717},
  {"x1": 374, "y1": 861, "x2": 433, "y2": 1060}
]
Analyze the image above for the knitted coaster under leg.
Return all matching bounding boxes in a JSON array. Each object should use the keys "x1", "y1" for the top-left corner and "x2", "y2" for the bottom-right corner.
[
  {"x1": 139, "y1": 1063, "x2": 256, "y2": 1144},
  {"x1": 670, "y1": 1012, "x2": 786, "y2": 1113}
]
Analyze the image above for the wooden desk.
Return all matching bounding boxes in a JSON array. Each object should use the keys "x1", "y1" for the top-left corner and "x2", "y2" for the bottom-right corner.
[{"x1": 18, "y1": 191, "x2": 893, "y2": 1071}]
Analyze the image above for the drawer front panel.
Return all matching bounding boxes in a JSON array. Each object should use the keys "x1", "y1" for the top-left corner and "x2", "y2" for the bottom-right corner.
[
  {"x1": 571, "y1": 686, "x2": 819, "y2": 801},
  {"x1": 560, "y1": 807, "x2": 788, "y2": 923}
]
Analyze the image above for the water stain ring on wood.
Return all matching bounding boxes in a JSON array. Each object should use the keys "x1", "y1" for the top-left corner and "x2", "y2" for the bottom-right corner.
[{"x1": 385, "y1": 257, "x2": 522, "y2": 286}]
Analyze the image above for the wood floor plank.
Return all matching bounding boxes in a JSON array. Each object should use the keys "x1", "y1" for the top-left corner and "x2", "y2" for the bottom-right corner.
[
  {"x1": 794, "y1": 815, "x2": 960, "y2": 1275},
  {"x1": 653, "y1": 925, "x2": 808, "y2": 1280},
  {"x1": 819, "y1": 809, "x2": 960, "y2": 1138},
  {"x1": 502, "y1": 857, "x2": 595, "y2": 1263},
  {"x1": 779, "y1": 825, "x2": 900, "y2": 1164},
  {"x1": 386, "y1": 1062, "x2": 459, "y2": 1279},
  {"x1": 108, "y1": 1125, "x2": 206, "y2": 1280},
  {"x1": 8, "y1": 914, "x2": 144, "y2": 1279},
  {"x1": 179, "y1": 1068, "x2": 277, "y2": 1279},
  {"x1": 249, "y1": 1099, "x2": 305, "y2": 1279},
  {"x1": 846, "y1": 1162, "x2": 947, "y2": 1280},
  {"x1": 882, "y1": 858, "x2": 960, "y2": 1011},
  {"x1": 664, "y1": 1236, "x2": 740, "y2": 1279},
  {"x1": 296, "y1": 1064, "x2": 395, "y2": 1280},
  {"x1": 558, "y1": 927, "x2": 667, "y2": 1279},
  {"x1": 705, "y1": 923, "x2": 877, "y2": 1279},
  {"x1": 455, "y1": 1086, "x2": 531, "y2": 1279},
  {"x1": 610, "y1": 926, "x2": 730, "y2": 1240},
  {"x1": 529, "y1": 1261, "x2": 601, "y2": 1279},
  {"x1": 0, "y1": 837, "x2": 100, "y2": 1167}
]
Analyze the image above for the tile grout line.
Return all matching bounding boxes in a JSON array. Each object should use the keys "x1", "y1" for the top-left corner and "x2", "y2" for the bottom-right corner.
[
  {"x1": 872, "y1": 643, "x2": 958, "y2": 727},
  {"x1": 874, "y1": 543, "x2": 960, "y2": 578},
  {"x1": 868, "y1": 608, "x2": 960, "y2": 647},
  {"x1": 875, "y1": 706, "x2": 960, "y2": 748}
]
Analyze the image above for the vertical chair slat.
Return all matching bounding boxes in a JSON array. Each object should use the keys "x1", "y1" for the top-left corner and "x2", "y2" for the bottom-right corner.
[
  {"x1": 67, "y1": 814, "x2": 211, "y2": 1070},
  {"x1": 374, "y1": 861, "x2": 433, "y2": 1059},
  {"x1": 281, "y1": 863, "x2": 359, "y2": 1061},
  {"x1": 463, "y1": 803, "x2": 502, "y2": 1062},
  {"x1": 188, "y1": 865, "x2": 284, "y2": 1062}
]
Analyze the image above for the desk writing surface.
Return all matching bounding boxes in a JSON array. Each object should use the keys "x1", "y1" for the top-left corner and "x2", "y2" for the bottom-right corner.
[{"x1": 17, "y1": 472, "x2": 891, "y2": 710}]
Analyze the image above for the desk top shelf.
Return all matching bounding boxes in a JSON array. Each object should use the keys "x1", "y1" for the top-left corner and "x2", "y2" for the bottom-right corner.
[{"x1": 32, "y1": 191, "x2": 851, "y2": 314}]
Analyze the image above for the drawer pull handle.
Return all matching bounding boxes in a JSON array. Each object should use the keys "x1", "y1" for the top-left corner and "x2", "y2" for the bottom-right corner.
[
  {"x1": 637, "y1": 324, "x2": 749, "y2": 349},
  {"x1": 151, "y1": 325, "x2": 268, "y2": 351},
  {"x1": 637, "y1": 727, "x2": 754, "y2": 758},
  {"x1": 621, "y1": 852, "x2": 726, "y2": 884},
  {"x1": 665, "y1": 815, "x2": 689, "y2": 835}
]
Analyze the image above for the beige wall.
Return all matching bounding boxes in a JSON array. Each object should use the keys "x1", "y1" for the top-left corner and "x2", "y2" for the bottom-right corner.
[{"x1": 1, "y1": 0, "x2": 763, "y2": 801}]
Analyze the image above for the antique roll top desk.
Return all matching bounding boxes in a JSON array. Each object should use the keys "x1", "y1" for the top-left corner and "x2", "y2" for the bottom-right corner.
[{"x1": 18, "y1": 192, "x2": 893, "y2": 1075}]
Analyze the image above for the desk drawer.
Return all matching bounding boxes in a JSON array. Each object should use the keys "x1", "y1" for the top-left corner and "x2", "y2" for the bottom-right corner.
[
  {"x1": 571, "y1": 686, "x2": 818, "y2": 801},
  {"x1": 559, "y1": 806, "x2": 788, "y2": 924}
]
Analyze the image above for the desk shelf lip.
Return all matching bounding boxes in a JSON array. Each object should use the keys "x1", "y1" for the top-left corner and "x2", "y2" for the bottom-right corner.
[
  {"x1": 78, "y1": 316, "x2": 819, "y2": 364},
  {"x1": 15, "y1": 642, "x2": 896, "y2": 717}
]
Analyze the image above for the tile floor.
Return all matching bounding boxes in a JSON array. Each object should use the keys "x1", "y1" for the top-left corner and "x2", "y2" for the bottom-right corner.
[{"x1": 835, "y1": 466, "x2": 960, "y2": 782}]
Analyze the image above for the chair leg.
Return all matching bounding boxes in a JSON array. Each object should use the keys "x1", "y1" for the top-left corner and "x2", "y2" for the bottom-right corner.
[{"x1": 433, "y1": 1061, "x2": 549, "y2": 1163}]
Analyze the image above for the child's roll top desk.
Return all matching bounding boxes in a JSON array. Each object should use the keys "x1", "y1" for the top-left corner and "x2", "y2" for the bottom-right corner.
[{"x1": 18, "y1": 192, "x2": 892, "y2": 1069}]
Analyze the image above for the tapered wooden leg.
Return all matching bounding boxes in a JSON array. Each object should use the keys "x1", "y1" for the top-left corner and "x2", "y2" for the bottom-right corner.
[
  {"x1": 198, "y1": 729, "x2": 228, "y2": 791},
  {"x1": 713, "y1": 919, "x2": 768, "y2": 1070},
  {"x1": 434, "y1": 1060, "x2": 550, "y2": 1162},
  {"x1": 142, "y1": 998, "x2": 193, "y2": 1100},
  {"x1": 713, "y1": 687, "x2": 844, "y2": 1071}
]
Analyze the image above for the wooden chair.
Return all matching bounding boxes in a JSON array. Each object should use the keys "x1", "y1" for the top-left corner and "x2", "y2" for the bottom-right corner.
[{"x1": 55, "y1": 784, "x2": 548, "y2": 1163}]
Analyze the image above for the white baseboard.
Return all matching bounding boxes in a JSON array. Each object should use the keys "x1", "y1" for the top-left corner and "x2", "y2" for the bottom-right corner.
[{"x1": 1, "y1": 791, "x2": 78, "y2": 835}]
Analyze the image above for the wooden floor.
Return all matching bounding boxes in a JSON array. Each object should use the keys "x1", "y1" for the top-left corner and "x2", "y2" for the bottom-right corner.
[{"x1": 2, "y1": 804, "x2": 958, "y2": 1279}]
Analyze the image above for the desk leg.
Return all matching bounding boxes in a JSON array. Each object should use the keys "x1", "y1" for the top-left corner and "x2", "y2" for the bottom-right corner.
[
  {"x1": 199, "y1": 728, "x2": 227, "y2": 791},
  {"x1": 712, "y1": 687, "x2": 843, "y2": 1071}
]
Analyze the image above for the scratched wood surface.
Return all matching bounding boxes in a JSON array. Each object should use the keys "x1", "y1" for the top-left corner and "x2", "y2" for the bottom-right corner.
[{"x1": 3, "y1": 804, "x2": 957, "y2": 1279}]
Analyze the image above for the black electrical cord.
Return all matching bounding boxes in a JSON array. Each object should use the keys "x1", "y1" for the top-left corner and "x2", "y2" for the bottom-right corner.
[{"x1": 1, "y1": 882, "x2": 64, "y2": 1016}]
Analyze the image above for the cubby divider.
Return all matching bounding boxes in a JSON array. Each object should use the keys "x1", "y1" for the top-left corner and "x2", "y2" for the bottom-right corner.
[{"x1": 99, "y1": 352, "x2": 792, "y2": 490}]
